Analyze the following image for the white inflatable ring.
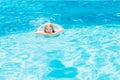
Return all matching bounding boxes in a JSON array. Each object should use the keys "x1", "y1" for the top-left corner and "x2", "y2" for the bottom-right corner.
[{"x1": 37, "y1": 23, "x2": 62, "y2": 31}]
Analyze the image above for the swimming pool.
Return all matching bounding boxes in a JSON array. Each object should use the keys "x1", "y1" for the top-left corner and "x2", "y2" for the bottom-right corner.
[{"x1": 0, "y1": 1, "x2": 120, "y2": 80}]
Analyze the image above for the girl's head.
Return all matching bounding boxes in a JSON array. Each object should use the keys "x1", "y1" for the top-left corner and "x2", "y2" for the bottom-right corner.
[{"x1": 44, "y1": 23, "x2": 55, "y2": 33}]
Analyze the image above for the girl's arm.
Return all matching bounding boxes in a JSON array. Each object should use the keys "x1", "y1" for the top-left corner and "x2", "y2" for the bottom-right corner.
[
  {"x1": 48, "y1": 29, "x2": 64, "y2": 36},
  {"x1": 35, "y1": 31, "x2": 43, "y2": 34},
  {"x1": 35, "y1": 31, "x2": 51, "y2": 35},
  {"x1": 55, "y1": 29, "x2": 64, "y2": 34}
]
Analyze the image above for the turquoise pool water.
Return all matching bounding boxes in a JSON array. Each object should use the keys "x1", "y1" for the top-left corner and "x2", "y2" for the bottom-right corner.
[{"x1": 0, "y1": 1, "x2": 120, "y2": 80}]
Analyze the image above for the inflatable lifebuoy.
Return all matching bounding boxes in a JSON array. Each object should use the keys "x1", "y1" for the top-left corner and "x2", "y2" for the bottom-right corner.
[{"x1": 37, "y1": 23, "x2": 63, "y2": 31}]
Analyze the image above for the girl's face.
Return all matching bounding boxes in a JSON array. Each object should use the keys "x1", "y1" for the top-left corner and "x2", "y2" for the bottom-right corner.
[{"x1": 45, "y1": 27, "x2": 53, "y2": 33}]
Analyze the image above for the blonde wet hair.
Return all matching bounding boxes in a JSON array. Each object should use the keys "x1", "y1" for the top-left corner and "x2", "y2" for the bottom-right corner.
[{"x1": 44, "y1": 23, "x2": 55, "y2": 33}]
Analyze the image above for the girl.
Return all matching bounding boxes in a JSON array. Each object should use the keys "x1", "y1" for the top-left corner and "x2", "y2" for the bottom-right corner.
[{"x1": 35, "y1": 22, "x2": 64, "y2": 36}]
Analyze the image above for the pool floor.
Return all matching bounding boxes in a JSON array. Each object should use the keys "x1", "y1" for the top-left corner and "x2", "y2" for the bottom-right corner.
[{"x1": 0, "y1": 26, "x2": 120, "y2": 80}]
